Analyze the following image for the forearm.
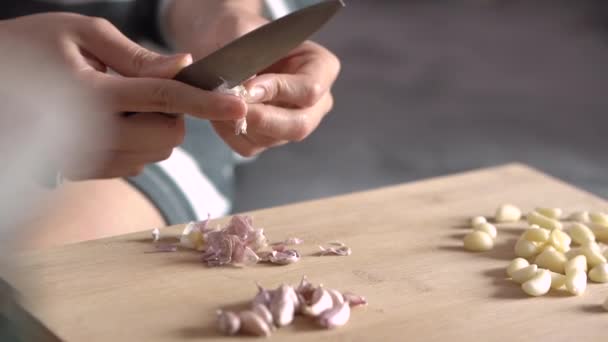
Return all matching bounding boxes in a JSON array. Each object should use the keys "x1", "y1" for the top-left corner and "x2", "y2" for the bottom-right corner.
[{"x1": 163, "y1": 0, "x2": 264, "y2": 52}]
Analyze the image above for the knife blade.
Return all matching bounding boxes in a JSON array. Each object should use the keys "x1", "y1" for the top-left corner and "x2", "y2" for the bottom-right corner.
[{"x1": 173, "y1": 0, "x2": 345, "y2": 91}]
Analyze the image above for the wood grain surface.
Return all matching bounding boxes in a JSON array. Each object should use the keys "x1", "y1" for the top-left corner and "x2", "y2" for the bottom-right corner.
[{"x1": 14, "y1": 164, "x2": 608, "y2": 341}]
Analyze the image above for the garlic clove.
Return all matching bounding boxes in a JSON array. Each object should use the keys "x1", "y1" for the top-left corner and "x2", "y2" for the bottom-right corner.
[
  {"x1": 302, "y1": 287, "x2": 334, "y2": 317},
  {"x1": 522, "y1": 269, "x2": 552, "y2": 297},
  {"x1": 317, "y1": 301, "x2": 351, "y2": 329},
  {"x1": 216, "y1": 310, "x2": 240, "y2": 336},
  {"x1": 239, "y1": 310, "x2": 272, "y2": 337}
]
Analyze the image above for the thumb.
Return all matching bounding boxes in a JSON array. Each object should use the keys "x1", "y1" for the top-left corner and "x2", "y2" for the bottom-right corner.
[{"x1": 78, "y1": 18, "x2": 192, "y2": 78}]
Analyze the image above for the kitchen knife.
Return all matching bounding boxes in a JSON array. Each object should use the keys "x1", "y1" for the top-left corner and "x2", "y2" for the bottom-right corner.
[
  {"x1": 124, "y1": 0, "x2": 344, "y2": 117},
  {"x1": 174, "y1": 0, "x2": 345, "y2": 90}
]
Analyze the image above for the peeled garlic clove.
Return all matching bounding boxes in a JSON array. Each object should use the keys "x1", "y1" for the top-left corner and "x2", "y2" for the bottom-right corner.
[
  {"x1": 568, "y1": 211, "x2": 590, "y2": 223},
  {"x1": 522, "y1": 227, "x2": 550, "y2": 243},
  {"x1": 527, "y1": 211, "x2": 563, "y2": 231},
  {"x1": 565, "y1": 254, "x2": 587, "y2": 275},
  {"x1": 590, "y1": 212, "x2": 608, "y2": 226},
  {"x1": 507, "y1": 258, "x2": 530, "y2": 277},
  {"x1": 581, "y1": 241, "x2": 607, "y2": 268},
  {"x1": 565, "y1": 270, "x2": 587, "y2": 296},
  {"x1": 592, "y1": 223, "x2": 608, "y2": 243},
  {"x1": 550, "y1": 271, "x2": 566, "y2": 290},
  {"x1": 549, "y1": 228, "x2": 571, "y2": 253},
  {"x1": 239, "y1": 311, "x2": 271, "y2": 337},
  {"x1": 217, "y1": 310, "x2": 240, "y2": 336},
  {"x1": 588, "y1": 263, "x2": 608, "y2": 283},
  {"x1": 463, "y1": 230, "x2": 494, "y2": 252},
  {"x1": 511, "y1": 264, "x2": 538, "y2": 284},
  {"x1": 534, "y1": 247, "x2": 567, "y2": 274},
  {"x1": 471, "y1": 216, "x2": 487, "y2": 228},
  {"x1": 474, "y1": 223, "x2": 497, "y2": 240},
  {"x1": 317, "y1": 301, "x2": 351, "y2": 329},
  {"x1": 495, "y1": 204, "x2": 522, "y2": 222},
  {"x1": 565, "y1": 247, "x2": 582, "y2": 260},
  {"x1": 568, "y1": 223, "x2": 595, "y2": 245},
  {"x1": 535, "y1": 207, "x2": 563, "y2": 220},
  {"x1": 252, "y1": 303, "x2": 273, "y2": 327},
  {"x1": 514, "y1": 238, "x2": 541, "y2": 259},
  {"x1": 522, "y1": 269, "x2": 552, "y2": 296},
  {"x1": 270, "y1": 285, "x2": 296, "y2": 327},
  {"x1": 302, "y1": 287, "x2": 333, "y2": 317}
]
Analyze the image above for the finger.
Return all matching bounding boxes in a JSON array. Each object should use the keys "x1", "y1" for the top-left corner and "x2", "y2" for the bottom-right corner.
[
  {"x1": 246, "y1": 42, "x2": 340, "y2": 107},
  {"x1": 90, "y1": 73, "x2": 247, "y2": 119},
  {"x1": 212, "y1": 121, "x2": 266, "y2": 157},
  {"x1": 110, "y1": 112, "x2": 185, "y2": 152},
  {"x1": 246, "y1": 92, "x2": 334, "y2": 141},
  {"x1": 76, "y1": 16, "x2": 192, "y2": 78}
]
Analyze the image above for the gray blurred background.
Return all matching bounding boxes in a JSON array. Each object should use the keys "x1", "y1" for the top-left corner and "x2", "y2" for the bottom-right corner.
[{"x1": 233, "y1": 0, "x2": 608, "y2": 212}]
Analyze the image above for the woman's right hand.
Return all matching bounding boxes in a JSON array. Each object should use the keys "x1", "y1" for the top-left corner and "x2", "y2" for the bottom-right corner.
[{"x1": 0, "y1": 13, "x2": 247, "y2": 180}]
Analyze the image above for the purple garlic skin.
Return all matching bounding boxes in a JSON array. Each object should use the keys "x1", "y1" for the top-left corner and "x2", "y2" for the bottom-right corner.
[{"x1": 343, "y1": 292, "x2": 368, "y2": 307}]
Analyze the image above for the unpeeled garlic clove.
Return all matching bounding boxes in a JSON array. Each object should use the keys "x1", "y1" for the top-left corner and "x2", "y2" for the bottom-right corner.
[
  {"x1": 216, "y1": 310, "x2": 240, "y2": 336},
  {"x1": 302, "y1": 287, "x2": 334, "y2": 317},
  {"x1": 252, "y1": 303, "x2": 273, "y2": 327},
  {"x1": 317, "y1": 301, "x2": 351, "y2": 329},
  {"x1": 239, "y1": 310, "x2": 272, "y2": 337},
  {"x1": 252, "y1": 283, "x2": 273, "y2": 307},
  {"x1": 270, "y1": 284, "x2": 296, "y2": 327}
]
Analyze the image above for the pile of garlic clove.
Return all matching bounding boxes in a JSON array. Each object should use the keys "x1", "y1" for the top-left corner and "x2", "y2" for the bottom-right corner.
[
  {"x1": 465, "y1": 205, "x2": 608, "y2": 309},
  {"x1": 216, "y1": 277, "x2": 367, "y2": 337}
]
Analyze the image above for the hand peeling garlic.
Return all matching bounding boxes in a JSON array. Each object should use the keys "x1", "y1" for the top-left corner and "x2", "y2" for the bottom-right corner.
[{"x1": 215, "y1": 83, "x2": 249, "y2": 135}]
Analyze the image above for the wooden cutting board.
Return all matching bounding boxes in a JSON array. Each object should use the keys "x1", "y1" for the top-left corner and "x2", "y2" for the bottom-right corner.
[{"x1": 13, "y1": 164, "x2": 608, "y2": 341}]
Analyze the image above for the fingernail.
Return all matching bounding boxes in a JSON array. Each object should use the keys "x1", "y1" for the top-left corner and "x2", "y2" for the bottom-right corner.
[
  {"x1": 247, "y1": 86, "x2": 266, "y2": 103},
  {"x1": 168, "y1": 53, "x2": 192, "y2": 69}
]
